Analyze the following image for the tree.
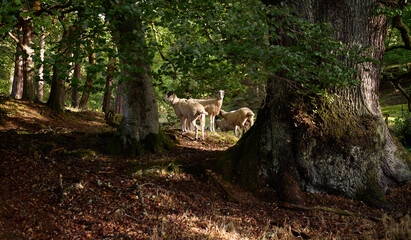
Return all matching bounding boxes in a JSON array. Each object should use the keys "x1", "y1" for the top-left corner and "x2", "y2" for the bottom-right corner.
[
  {"x1": 221, "y1": 0, "x2": 410, "y2": 206},
  {"x1": 103, "y1": 57, "x2": 116, "y2": 113},
  {"x1": 79, "y1": 44, "x2": 95, "y2": 110},
  {"x1": 8, "y1": 18, "x2": 35, "y2": 100},
  {"x1": 47, "y1": 24, "x2": 76, "y2": 113},
  {"x1": 104, "y1": 0, "x2": 173, "y2": 155},
  {"x1": 71, "y1": 62, "x2": 81, "y2": 109},
  {"x1": 37, "y1": 26, "x2": 46, "y2": 102},
  {"x1": 10, "y1": 27, "x2": 24, "y2": 99},
  {"x1": 114, "y1": 83, "x2": 124, "y2": 114},
  {"x1": 21, "y1": 17, "x2": 35, "y2": 101}
]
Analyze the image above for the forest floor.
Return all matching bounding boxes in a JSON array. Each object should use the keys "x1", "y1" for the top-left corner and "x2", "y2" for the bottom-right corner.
[{"x1": 0, "y1": 96, "x2": 410, "y2": 240}]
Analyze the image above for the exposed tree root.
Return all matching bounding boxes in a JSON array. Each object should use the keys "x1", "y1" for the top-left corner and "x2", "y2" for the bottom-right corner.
[{"x1": 281, "y1": 203, "x2": 383, "y2": 222}]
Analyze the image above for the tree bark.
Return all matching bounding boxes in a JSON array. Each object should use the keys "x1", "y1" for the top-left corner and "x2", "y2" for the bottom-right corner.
[
  {"x1": 115, "y1": 82, "x2": 124, "y2": 114},
  {"x1": 37, "y1": 27, "x2": 46, "y2": 103},
  {"x1": 105, "y1": 1, "x2": 173, "y2": 155},
  {"x1": 21, "y1": 19, "x2": 35, "y2": 101},
  {"x1": 222, "y1": 0, "x2": 411, "y2": 206},
  {"x1": 47, "y1": 25, "x2": 75, "y2": 113},
  {"x1": 10, "y1": 28, "x2": 24, "y2": 100},
  {"x1": 71, "y1": 62, "x2": 81, "y2": 108},
  {"x1": 79, "y1": 46, "x2": 95, "y2": 111},
  {"x1": 103, "y1": 57, "x2": 115, "y2": 113}
]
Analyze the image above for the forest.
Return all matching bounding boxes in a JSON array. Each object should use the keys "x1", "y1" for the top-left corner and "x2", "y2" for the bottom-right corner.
[{"x1": 0, "y1": 0, "x2": 410, "y2": 239}]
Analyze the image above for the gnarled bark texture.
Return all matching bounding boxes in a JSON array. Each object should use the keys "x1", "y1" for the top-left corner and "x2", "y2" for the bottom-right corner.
[{"x1": 222, "y1": 0, "x2": 410, "y2": 206}]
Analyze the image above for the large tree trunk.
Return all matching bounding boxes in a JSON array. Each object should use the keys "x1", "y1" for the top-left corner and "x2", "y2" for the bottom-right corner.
[
  {"x1": 47, "y1": 25, "x2": 75, "y2": 113},
  {"x1": 10, "y1": 28, "x2": 24, "y2": 100},
  {"x1": 79, "y1": 45, "x2": 95, "y2": 110},
  {"x1": 102, "y1": 57, "x2": 115, "y2": 113},
  {"x1": 105, "y1": 1, "x2": 173, "y2": 155},
  {"x1": 222, "y1": 0, "x2": 411, "y2": 207}
]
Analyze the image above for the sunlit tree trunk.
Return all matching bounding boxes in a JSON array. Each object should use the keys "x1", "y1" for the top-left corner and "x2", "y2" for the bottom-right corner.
[
  {"x1": 103, "y1": 57, "x2": 115, "y2": 113},
  {"x1": 37, "y1": 27, "x2": 46, "y2": 103},
  {"x1": 223, "y1": 0, "x2": 410, "y2": 207},
  {"x1": 21, "y1": 19, "x2": 35, "y2": 101},
  {"x1": 79, "y1": 45, "x2": 95, "y2": 111},
  {"x1": 10, "y1": 27, "x2": 23, "y2": 100}
]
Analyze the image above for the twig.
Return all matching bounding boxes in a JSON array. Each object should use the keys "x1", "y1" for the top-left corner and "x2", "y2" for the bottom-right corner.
[
  {"x1": 56, "y1": 173, "x2": 64, "y2": 203},
  {"x1": 134, "y1": 181, "x2": 148, "y2": 216},
  {"x1": 281, "y1": 203, "x2": 382, "y2": 221}
]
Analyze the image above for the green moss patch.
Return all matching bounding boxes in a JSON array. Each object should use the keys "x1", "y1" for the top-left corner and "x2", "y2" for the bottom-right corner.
[
  {"x1": 310, "y1": 100, "x2": 381, "y2": 151},
  {"x1": 355, "y1": 167, "x2": 388, "y2": 209}
]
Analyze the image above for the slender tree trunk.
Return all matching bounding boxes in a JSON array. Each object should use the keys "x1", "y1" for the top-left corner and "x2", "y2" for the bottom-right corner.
[
  {"x1": 115, "y1": 82, "x2": 124, "y2": 114},
  {"x1": 79, "y1": 46, "x2": 95, "y2": 110},
  {"x1": 47, "y1": 25, "x2": 75, "y2": 113},
  {"x1": 11, "y1": 28, "x2": 24, "y2": 99},
  {"x1": 223, "y1": 0, "x2": 410, "y2": 206},
  {"x1": 71, "y1": 62, "x2": 81, "y2": 108},
  {"x1": 37, "y1": 27, "x2": 46, "y2": 103},
  {"x1": 21, "y1": 19, "x2": 35, "y2": 101},
  {"x1": 103, "y1": 57, "x2": 115, "y2": 113}
]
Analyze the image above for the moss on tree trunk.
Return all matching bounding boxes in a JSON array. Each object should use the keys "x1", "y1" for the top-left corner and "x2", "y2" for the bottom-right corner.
[{"x1": 218, "y1": 0, "x2": 411, "y2": 207}]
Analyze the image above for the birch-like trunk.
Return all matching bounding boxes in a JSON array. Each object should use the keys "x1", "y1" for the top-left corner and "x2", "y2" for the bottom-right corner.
[
  {"x1": 37, "y1": 27, "x2": 46, "y2": 103},
  {"x1": 11, "y1": 28, "x2": 23, "y2": 99}
]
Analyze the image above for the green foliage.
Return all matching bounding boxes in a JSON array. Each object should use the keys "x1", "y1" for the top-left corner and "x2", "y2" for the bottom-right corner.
[
  {"x1": 392, "y1": 111, "x2": 411, "y2": 144},
  {"x1": 0, "y1": 0, "x2": 385, "y2": 112},
  {"x1": 383, "y1": 4, "x2": 411, "y2": 67},
  {"x1": 149, "y1": 1, "x2": 372, "y2": 101}
]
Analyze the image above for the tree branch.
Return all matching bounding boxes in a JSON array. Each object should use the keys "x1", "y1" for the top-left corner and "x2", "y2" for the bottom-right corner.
[
  {"x1": 385, "y1": 45, "x2": 408, "y2": 52},
  {"x1": 7, "y1": 32, "x2": 30, "y2": 54},
  {"x1": 150, "y1": 22, "x2": 181, "y2": 81},
  {"x1": 392, "y1": 15, "x2": 411, "y2": 50}
]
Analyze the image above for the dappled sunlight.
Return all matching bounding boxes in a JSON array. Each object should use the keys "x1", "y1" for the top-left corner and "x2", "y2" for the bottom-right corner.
[{"x1": 0, "y1": 97, "x2": 114, "y2": 133}]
